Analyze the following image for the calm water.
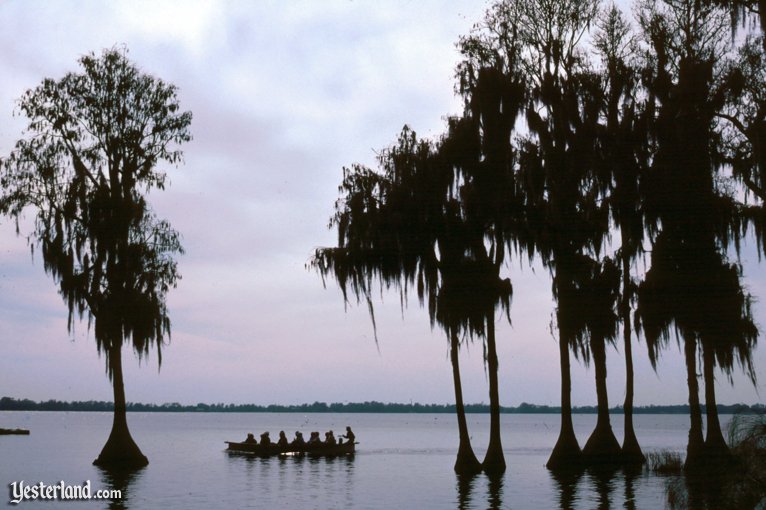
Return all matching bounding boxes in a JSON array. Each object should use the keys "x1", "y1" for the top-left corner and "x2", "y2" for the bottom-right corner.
[{"x1": 0, "y1": 412, "x2": 726, "y2": 509}]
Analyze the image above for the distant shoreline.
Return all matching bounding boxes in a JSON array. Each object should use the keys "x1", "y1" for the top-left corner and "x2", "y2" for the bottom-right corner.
[{"x1": 1, "y1": 397, "x2": 763, "y2": 414}]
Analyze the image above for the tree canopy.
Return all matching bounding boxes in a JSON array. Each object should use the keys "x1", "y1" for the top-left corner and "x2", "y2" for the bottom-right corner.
[{"x1": 0, "y1": 48, "x2": 191, "y2": 376}]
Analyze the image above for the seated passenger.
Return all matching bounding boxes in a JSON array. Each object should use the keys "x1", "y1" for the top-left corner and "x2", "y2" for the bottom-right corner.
[
  {"x1": 307, "y1": 431, "x2": 321, "y2": 445},
  {"x1": 277, "y1": 430, "x2": 288, "y2": 448},
  {"x1": 325, "y1": 430, "x2": 337, "y2": 445},
  {"x1": 244, "y1": 433, "x2": 257, "y2": 444},
  {"x1": 291, "y1": 431, "x2": 306, "y2": 447},
  {"x1": 260, "y1": 431, "x2": 272, "y2": 446}
]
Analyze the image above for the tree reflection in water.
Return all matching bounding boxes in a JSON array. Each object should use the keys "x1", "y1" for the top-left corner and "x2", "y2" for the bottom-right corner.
[
  {"x1": 588, "y1": 467, "x2": 620, "y2": 510},
  {"x1": 486, "y1": 474, "x2": 504, "y2": 510},
  {"x1": 455, "y1": 472, "x2": 505, "y2": 510},
  {"x1": 664, "y1": 469, "x2": 764, "y2": 510},
  {"x1": 456, "y1": 473, "x2": 477, "y2": 510},
  {"x1": 549, "y1": 468, "x2": 584, "y2": 510},
  {"x1": 548, "y1": 466, "x2": 642, "y2": 510},
  {"x1": 97, "y1": 466, "x2": 145, "y2": 510}
]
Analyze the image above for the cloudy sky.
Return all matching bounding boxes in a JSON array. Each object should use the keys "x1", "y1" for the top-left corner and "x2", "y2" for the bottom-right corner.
[{"x1": 0, "y1": 0, "x2": 763, "y2": 408}]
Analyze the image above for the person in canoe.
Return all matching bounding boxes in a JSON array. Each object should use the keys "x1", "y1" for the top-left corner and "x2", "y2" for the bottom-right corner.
[
  {"x1": 342, "y1": 426, "x2": 355, "y2": 444},
  {"x1": 325, "y1": 430, "x2": 337, "y2": 445},
  {"x1": 244, "y1": 433, "x2": 257, "y2": 444},
  {"x1": 277, "y1": 430, "x2": 289, "y2": 448},
  {"x1": 291, "y1": 431, "x2": 306, "y2": 448},
  {"x1": 307, "y1": 432, "x2": 321, "y2": 445},
  {"x1": 260, "y1": 431, "x2": 272, "y2": 446}
]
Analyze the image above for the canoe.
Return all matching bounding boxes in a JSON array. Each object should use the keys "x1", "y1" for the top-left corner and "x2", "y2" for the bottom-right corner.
[{"x1": 225, "y1": 440, "x2": 356, "y2": 457}]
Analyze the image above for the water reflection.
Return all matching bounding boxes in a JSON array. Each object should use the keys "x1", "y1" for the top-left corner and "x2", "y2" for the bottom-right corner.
[
  {"x1": 486, "y1": 474, "x2": 504, "y2": 510},
  {"x1": 587, "y1": 467, "x2": 619, "y2": 510},
  {"x1": 663, "y1": 469, "x2": 756, "y2": 510},
  {"x1": 622, "y1": 465, "x2": 640, "y2": 510},
  {"x1": 96, "y1": 466, "x2": 145, "y2": 510},
  {"x1": 455, "y1": 473, "x2": 504, "y2": 510},
  {"x1": 549, "y1": 468, "x2": 583, "y2": 510},
  {"x1": 225, "y1": 452, "x2": 356, "y2": 508},
  {"x1": 456, "y1": 473, "x2": 477, "y2": 510}
]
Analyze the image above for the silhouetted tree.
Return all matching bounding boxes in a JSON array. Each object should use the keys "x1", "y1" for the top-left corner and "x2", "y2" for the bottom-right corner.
[
  {"x1": 636, "y1": 0, "x2": 758, "y2": 469},
  {"x1": 579, "y1": 258, "x2": 623, "y2": 464},
  {"x1": 594, "y1": 3, "x2": 648, "y2": 464},
  {"x1": 310, "y1": 126, "x2": 487, "y2": 475},
  {"x1": 0, "y1": 48, "x2": 190, "y2": 468},
  {"x1": 437, "y1": 115, "x2": 517, "y2": 474},
  {"x1": 455, "y1": 11, "x2": 528, "y2": 473},
  {"x1": 484, "y1": 0, "x2": 605, "y2": 470}
]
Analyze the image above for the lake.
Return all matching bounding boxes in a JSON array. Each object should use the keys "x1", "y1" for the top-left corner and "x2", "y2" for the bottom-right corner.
[{"x1": 0, "y1": 412, "x2": 726, "y2": 509}]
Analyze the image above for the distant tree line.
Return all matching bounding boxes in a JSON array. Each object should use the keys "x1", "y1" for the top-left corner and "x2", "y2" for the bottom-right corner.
[{"x1": 2, "y1": 397, "x2": 763, "y2": 415}]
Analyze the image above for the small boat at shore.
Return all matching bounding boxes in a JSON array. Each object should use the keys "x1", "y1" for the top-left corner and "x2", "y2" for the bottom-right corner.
[
  {"x1": 0, "y1": 428, "x2": 30, "y2": 435},
  {"x1": 225, "y1": 440, "x2": 356, "y2": 457}
]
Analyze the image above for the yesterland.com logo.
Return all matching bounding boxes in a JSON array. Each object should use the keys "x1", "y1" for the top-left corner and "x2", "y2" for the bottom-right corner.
[{"x1": 8, "y1": 480, "x2": 121, "y2": 505}]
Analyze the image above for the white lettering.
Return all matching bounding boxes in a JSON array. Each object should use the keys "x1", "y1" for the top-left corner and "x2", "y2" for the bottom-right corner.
[
  {"x1": 9, "y1": 481, "x2": 22, "y2": 504},
  {"x1": 7, "y1": 480, "x2": 115, "y2": 504}
]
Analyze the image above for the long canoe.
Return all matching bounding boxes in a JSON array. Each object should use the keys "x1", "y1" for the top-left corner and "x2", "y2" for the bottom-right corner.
[{"x1": 225, "y1": 440, "x2": 355, "y2": 457}]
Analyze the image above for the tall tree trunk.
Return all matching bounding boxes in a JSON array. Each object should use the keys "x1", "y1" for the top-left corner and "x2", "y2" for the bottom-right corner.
[
  {"x1": 683, "y1": 337, "x2": 705, "y2": 471},
  {"x1": 93, "y1": 342, "x2": 148, "y2": 468},
  {"x1": 702, "y1": 342, "x2": 729, "y2": 459},
  {"x1": 582, "y1": 335, "x2": 621, "y2": 465},
  {"x1": 482, "y1": 312, "x2": 506, "y2": 474},
  {"x1": 620, "y1": 253, "x2": 644, "y2": 464},
  {"x1": 547, "y1": 328, "x2": 582, "y2": 470},
  {"x1": 450, "y1": 331, "x2": 482, "y2": 475}
]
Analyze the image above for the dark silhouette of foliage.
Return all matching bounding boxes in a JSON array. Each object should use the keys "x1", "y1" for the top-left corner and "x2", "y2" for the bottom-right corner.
[
  {"x1": 311, "y1": 0, "x2": 764, "y2": 477},
  {"x1": 0, "y1": 47, "x2": 190, "y2": 468},
  {"x1": 486, "y1": 0, "x2": 609, "y2": 470},
  {"x1": 594, "y1": 3, "x2": 648, "y2": 465},
  {"x1": 636, "y1": 0, "x2": 758, "y2": 469},
  {"x1": 310, "y1": 126, "x2": 487, "y2": 474},
  {"x1": 719, "y1": 35, "x2": 766, "y2": 254},
  {"x1": 454, "y1": 10, "x2": 528, "y2": 473}
]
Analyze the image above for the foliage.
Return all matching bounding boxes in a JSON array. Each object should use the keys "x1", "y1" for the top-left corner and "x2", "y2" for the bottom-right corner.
[
  {"x1": 0, "y1": 47, "x2": 191, "y2": 377},
  {"x1": 646, "y1": 449, "x2": 684, "y2": 474}
]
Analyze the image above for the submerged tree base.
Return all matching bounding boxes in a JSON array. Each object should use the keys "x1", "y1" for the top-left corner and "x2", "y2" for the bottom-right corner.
[
  {"x1": 454, "y1": 445, "x2": 483, "y2": 476},
  {"x1": 621, "y1": 430, "x2": 646, "y2": 465},
  {"x1": 582, "y1": 424, "x2": 622, "y2": 467},
  {"x1": 547, "y1": 431, "x2": 583, "y2": 470},
  {"x1": 683, "y1": 436, "x2": 707, "y2": 472},
  {"x1": 93, "y1": 427, "x2": 148, "y2": 469},
  {"x1": 482, "y1": 445, "x2": 507, "y2": 475}
]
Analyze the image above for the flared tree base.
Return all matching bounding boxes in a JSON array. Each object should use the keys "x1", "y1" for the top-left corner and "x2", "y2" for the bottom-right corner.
[
  {"x1": 683, "y1": 436, "x2": 707, "y2": 472},
  {"x1": 582, "y1": 423, "x2": 622, "y2": 467},
  {"x1": 703, "y1": 434, "x2": 733, "y2": 472},
  {"x1": 547, "y1": 430, "x2": 582, "y2": 470},
  {"x1": 620, "y1": 429, "x2": 645, "y2": 466},
  {"x1": 93, "y1": 425, "x2": 148, "y2": 469},
  {"x1": 454, "y1": 444, "x2": 483, "y2": 476},
  {"x1": 482, "y1": 443, "x2": 506, "y2": 475}
]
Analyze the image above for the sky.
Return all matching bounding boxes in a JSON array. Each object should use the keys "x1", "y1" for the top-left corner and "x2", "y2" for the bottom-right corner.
[{"x1": 0, "y1": 0, "x2": 764, "y2": 408}]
